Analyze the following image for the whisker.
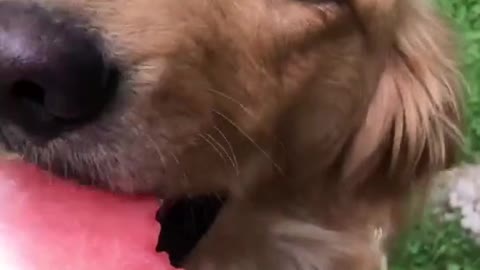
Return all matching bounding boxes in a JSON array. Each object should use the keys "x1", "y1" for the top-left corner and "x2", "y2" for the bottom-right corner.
[
  {"x1": 46, "y1": 146, "x2": 53, "y2": 177},
  {"x1": 206, "y1": 132, "x2": 239, "y2": 175},
  {"x1": 167, "y1": 150, "x2": 192, "y2": 197},
  {"x1": 198, "y1": 133, "x2": 228, "y2": 165},
  {"x1": 144, "y1": 132, "x2": 194, "y2": 194},
  {"x1": 168, "y1": 150, "x2": 180, "y2": 166},
  {"x1": 206, "y1": 88, "x2": 255, "y2": 118},
  {"x1": 144, "y1": 133, "x2": 168, "y2": 170},
  {"x1": 214, "y1": 192, "x2": 226, "y2": 204},
  {"x1": 213, "y1": 126, "x2": 240, "y2": 176},
  {"x1": 213, "y1": 110, "x2": 284, "y2": 175},
  {"x1": 94, "y1": 166, "x2": 104, "y2": 189}
]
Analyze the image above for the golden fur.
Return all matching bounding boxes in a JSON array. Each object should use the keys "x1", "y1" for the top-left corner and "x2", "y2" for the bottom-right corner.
[{"x1": 0, "y1": 0, "x2": 463, "y2": 269}]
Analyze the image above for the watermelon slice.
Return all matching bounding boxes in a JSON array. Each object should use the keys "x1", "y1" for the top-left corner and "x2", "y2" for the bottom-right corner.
[{"x1": 0, "y1": 160, "x2": 177, "y2": 270}]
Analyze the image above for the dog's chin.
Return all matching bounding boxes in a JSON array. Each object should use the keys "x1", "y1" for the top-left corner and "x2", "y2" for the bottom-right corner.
[
  {"x1": 0, "y1": 123, "x2": 201, "y2": 198},
  {"x1": 9, "y1": 148, "x2": 172, "y2": 196}
]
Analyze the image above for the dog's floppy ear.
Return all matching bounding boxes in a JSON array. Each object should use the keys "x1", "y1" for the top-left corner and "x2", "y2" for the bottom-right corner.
[{"x1": 343, "y1": 0, "x2": 463, "y2": 184}]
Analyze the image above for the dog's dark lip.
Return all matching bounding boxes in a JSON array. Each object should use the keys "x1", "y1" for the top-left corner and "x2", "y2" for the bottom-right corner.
[
  {"x1": 0, "y1": 129, "x2": 13, "y2": 152},
  {"x1": 156, "y1": 195, "x2": 227, "y2": 267}
]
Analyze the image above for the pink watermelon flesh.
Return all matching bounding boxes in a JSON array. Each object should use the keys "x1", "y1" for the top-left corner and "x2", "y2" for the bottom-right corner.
[{"x1": 0, "y1": 160, "x2": 177, "y2": 270}]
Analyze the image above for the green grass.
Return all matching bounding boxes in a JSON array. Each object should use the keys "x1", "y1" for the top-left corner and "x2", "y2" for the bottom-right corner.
[
  {"x1": 436, "y1": 0, "x2": 480, "y2": 160},
  {"x1": 389, "y1": 1, "x2": 480, "y2": 269},
  {"x1": 389, "y1": 214, "x2": 480, "y2": 270}
]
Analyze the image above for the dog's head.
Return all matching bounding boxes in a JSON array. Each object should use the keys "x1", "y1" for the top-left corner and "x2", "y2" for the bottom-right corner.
[{"x1": 0, "y1": 0, "x2": 462, "y2": 197}]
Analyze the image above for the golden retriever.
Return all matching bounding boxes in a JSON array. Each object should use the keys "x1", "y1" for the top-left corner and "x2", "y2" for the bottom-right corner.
[{"x1": 0, "y1": 0, "x2": 462, "y2": 269}]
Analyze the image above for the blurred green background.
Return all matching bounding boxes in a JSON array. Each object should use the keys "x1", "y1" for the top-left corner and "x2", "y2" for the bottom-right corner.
[
  {"x1": 438, "y1": 0, "x2": 480, "y2": 161},
  {"x1": 389, "y1": 1, "x2": 480, "y2": 269}
]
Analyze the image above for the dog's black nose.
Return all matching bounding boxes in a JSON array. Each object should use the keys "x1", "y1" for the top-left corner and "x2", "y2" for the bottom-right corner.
[{"x1": 0, "y1": 2, "x2": 115, "y2": 140}]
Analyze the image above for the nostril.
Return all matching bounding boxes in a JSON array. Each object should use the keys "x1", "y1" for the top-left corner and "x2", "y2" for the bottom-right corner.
[
  {"x1": 11, "y1": 80, "x2": 46, "y2": 107},
  {"x1": 0, "y1": 2, "x2": 119, "y2": 141},
  {"x1": 5, "y1": 80, "x2": 62, "y2": 138}
]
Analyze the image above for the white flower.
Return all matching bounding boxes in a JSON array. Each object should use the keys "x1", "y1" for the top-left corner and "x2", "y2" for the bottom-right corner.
[
  {"x1": 461, "y1": 204, "x2": 475, "y2": 216},
  {"x1": 443, "y1": 212, "x2": 457, "y2": 222},
  {"x1": 449, "y1": 192, "x2": 462, "y2": 208},
  {"x1": 455, "y1": 181, "x2": 477, "y2": 203},
  {"x1": 475, "y1": 202, "x2": 480, "y2": 213},
  {"x1": 468, "y1": 216, "x2": 480, "y2": 234},
  {"x1": 461, "y1": 216, "x2": 474, "y2": 230}
]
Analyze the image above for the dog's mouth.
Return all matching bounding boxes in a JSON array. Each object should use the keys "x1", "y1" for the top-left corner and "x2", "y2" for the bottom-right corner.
[{"x1": 156, "y1": 195, "x2": 226, "y2": 267}]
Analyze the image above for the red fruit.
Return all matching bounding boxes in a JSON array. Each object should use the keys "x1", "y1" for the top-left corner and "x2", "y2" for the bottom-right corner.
[{"x1": 0, "y1": 160, "x2": 176, "y2": 270}]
